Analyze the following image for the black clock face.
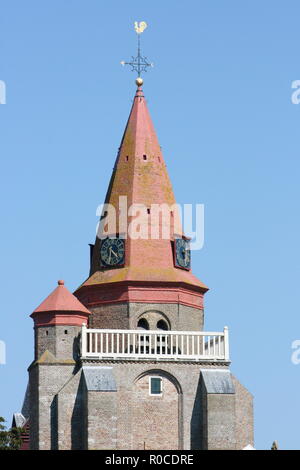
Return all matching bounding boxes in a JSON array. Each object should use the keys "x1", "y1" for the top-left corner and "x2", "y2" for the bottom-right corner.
[
  {"x1": 174, "y1": 238, "x2": 191, "y2": 269},
  {"x1": 100, "y1": 238, "x2": 125, "y2": 267}
]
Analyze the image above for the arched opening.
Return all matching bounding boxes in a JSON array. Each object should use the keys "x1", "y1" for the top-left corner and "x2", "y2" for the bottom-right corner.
[
  {"x1": 137, "y1": 318, "x2": 149, "y2": 330},
  {"x1": 137, "y1": 318, "x2": 150, "y2": 354},
  {"x1": 132, "y1": 369, "x2": 183, "y2": 449},
  {"x1": 157, "y1": 320, "x2": 168, "y2": 331},
  {"x1": 156, "y1": 320, "x2": 168, "y2": 354}
]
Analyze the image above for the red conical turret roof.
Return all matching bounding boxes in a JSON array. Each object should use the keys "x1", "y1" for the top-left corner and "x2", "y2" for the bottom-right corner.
[{"x1": 31, "y1": 280, "x2": 90, "y2": 327}]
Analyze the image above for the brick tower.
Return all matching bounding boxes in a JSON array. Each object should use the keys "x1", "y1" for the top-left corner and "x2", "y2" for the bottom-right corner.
[{"x1": 25, "y1": 79, "x2": 254, "y2": 450}]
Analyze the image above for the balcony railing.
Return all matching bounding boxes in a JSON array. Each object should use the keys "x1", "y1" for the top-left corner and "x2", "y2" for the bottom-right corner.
[{"x1": 81, "y1": 325, "x2": 229, "y2": 362}]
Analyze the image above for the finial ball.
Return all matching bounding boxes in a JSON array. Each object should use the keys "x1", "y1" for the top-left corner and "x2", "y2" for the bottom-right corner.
[
  {"x1": 136, "y1": 77, "x2": 143, "y2": 87},
  {"x1": 58, "y1": 280, "x2": 64, "y2": 286}
]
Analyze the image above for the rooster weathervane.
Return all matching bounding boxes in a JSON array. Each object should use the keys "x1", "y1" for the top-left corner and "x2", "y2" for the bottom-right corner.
[{"x1": 121, "y1": 21, "x2": 153, "y2": 86}]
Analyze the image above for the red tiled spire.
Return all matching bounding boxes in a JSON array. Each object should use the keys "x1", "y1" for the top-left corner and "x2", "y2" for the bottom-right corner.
[
  {"x1": 77, "y1": 84, "x2": 207, "y2": 295},
  {"x1": 106, "y1": 85, "x2": 176, "y2": 209}
]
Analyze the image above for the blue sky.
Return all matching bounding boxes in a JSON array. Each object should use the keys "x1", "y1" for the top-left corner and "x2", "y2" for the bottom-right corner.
[{"x1": 1, "y1": 0, "x2": 300, "y2": 450}]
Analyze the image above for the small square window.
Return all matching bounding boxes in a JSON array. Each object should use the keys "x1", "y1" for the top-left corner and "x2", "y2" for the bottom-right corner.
[{"x1": 149, "y1": 377, "x2": 162, "y2": 395}]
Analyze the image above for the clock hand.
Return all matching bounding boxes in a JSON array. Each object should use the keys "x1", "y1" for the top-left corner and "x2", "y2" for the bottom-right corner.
[
  {"x1": 111, "y1": 248, "x2": 118, "y2": 258},
  {"x1": 108, "y1": 246, "x2": 112, "y2": 264}
]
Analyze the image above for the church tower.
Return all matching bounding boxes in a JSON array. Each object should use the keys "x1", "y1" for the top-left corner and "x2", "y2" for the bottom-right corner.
[
  {"x1": 75, "y1": 81, "x2": 208, "y2": 334},
  {"x1": 26, "y1": 26, "x2": 254, "y2": 450}
]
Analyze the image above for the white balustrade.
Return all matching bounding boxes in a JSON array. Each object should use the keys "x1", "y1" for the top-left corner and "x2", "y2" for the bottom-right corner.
[{"x1": 81, "y1": 324, "x2": 230, "y2": 362}]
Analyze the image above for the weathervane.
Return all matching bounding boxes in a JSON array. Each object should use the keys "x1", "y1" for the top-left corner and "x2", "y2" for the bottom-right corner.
[{"x1": 121, "y1": 21, "x2": 153, "y2": 86}]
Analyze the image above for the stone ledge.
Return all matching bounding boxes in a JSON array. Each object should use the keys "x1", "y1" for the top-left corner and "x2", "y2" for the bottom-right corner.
[{"x1": 81, "y1": 358, "x2": 230, "y2": 367}]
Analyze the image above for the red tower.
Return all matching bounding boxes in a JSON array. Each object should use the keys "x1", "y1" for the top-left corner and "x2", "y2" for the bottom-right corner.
[{"x1": 75, "y1": 84, "x2": 208, "y2": 330}]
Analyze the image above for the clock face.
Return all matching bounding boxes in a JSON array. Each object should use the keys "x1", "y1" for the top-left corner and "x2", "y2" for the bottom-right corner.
[
  {"x1": 100, "y1": 238, "x2": 125, "y2": 267},
  {"x1": 174, "y1": 238, "x2": 191, "y2": 269}
]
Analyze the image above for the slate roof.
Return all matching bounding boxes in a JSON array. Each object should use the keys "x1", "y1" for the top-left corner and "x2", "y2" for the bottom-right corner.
[
  {"x1": 83, "y1": 366, "x2": 117, "y2": 391},
  {"x1": 201, "y1": 369, "x2": 235, "y2": 394}
]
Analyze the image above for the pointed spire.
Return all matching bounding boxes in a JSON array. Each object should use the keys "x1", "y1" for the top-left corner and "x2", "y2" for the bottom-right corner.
[
  {"x1": 79, "y1": 85, "x2": 207, "y2": 292},
  {"x1": 105, "y1": 83, "x2": 176, "y2": 209}
]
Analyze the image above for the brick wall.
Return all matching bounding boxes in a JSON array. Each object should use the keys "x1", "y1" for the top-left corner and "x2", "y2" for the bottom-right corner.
[
  {"x1": 88, "y1": 302, "x2": 203, "y2": 332},
  {"x1": 232, "y1": 375, "x2": 254, "y2": 449},
  {"x1": 29, "y1": 363, "x2": 75, "y2": 450},
  {"x1": 87, "y1": 391, "x2": 118, "y2": 449},
  {"x1": 29, "y1": 360, "x2": 253, "y2": 450},
  {"x1": 88, "y1": 303, "x2": 129, "y2": 329},
  {"x1": 204, "y1": 393, "x2": 236, "y2": 450},
  {"x1": 35, "y1": 325, "x2": 81, "y2": 361},
  {"x1": 82, "y1": 361, "x2": 233, "y2": 450},
  {"x1": 56, "y1": 370, "x2": 85, "y2": 450},
  {"x1": 131, "y1": 372, "x2": 179, "y2": 450}
]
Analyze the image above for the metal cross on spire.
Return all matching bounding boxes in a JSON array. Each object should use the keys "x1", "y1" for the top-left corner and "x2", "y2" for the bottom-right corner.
[{"x1": 121, "y1": 21, "x2": 154, "y2": 85}]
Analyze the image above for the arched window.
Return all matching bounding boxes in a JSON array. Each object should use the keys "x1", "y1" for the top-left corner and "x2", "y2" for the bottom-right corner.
[
  {"x1": 137, "y1": 318, "x2": 149, "y2": 330},
  {"x1": 156, "y1": 320, "x2": 168, "y2": 354},
  {"x1": 137, "y1": 318, "x2": 149, "y2": 354},
  {"x1": 157, "y1": 319, "x2": 168, "y2": 331}
]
